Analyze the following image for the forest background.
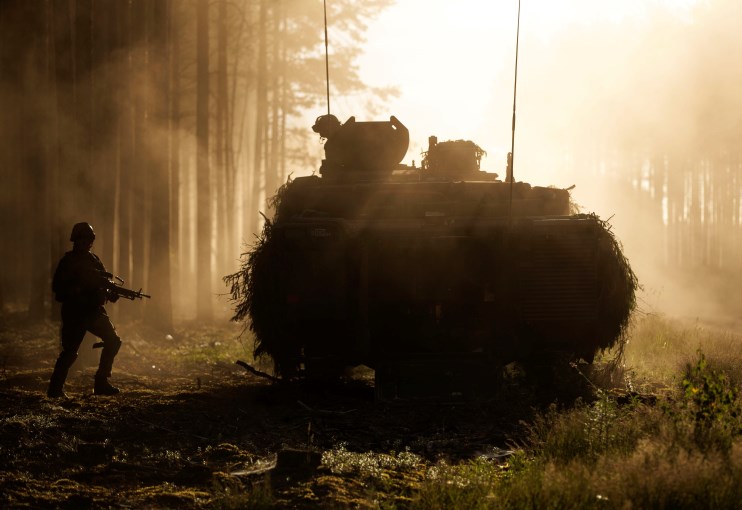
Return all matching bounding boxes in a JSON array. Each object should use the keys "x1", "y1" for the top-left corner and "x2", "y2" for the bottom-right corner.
[{"x1": 1, "y1": 0, "x2": 740, "y2": 332}]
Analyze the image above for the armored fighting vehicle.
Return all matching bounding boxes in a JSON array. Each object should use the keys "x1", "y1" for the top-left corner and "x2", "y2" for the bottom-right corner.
[{"x1": 229, "y1": 114, "x2": 636, "y2": 399}]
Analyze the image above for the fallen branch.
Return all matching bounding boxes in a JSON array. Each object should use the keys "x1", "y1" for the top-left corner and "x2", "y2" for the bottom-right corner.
[
  {"x1": 230, "y1": 459, "x2": 277, "y2": 478},
  {"x1": 235, "y1": 360, "x2": 280, "y2": 383}
]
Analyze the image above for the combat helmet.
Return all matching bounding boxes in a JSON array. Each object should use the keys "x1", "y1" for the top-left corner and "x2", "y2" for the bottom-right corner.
[
  {"x1": 70, "y1": 222, "x2": 96, "y2": 242},
  {"x1": 312, "y1": 114, "x2": 341, "y2": 139}
]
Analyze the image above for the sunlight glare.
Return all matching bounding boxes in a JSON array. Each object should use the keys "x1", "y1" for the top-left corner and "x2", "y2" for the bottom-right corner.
[{"x1": 355, "y1": 0, "x2": 698, "y2": 183}]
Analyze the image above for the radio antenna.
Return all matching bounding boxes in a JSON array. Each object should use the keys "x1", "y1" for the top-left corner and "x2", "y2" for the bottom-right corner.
[
  {"x1": 323, "y1": 0, "x2": 331, "y2": 115},
  {"x1": 507, "y1": 0, "x2": 522, "y2": 219}
]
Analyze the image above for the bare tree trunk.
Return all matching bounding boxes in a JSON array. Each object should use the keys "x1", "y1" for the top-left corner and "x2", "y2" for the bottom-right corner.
[
  {"x1": 665, "y1": 155, "x2": 681, "y2": 268},
  {"x1": 196, "y1": 0, "x2": 212, "y2": 320},
  {"x1": 224, "y1": 2, "x2": 243, "y2": 277},
  {"x1": 216, "y1": 0, "x2": 229, "y2": 279},
  {"x1": 43, "y1": 1, "x2": 57, "y2": 319},
  {"x1": 249, "y1": 0, "x2": 267, "y2": 234},
  {"x1": 77, "y1": 0, "x2": 94, "y2": 224},
  {"x1": 117, "y1": 0, "x2": 134, "y2": 321},
  {"x1": 28, "y1": 128, "x2": 49, "y2": 318},
  {"x1": 279, "y1": 5, "x2": 287, "y2": 185},
  {"x1": 130, "y1": 0, "x2": 148, "y2": 320},
  {"x1": 146, "y1": 0, "x2": 173, "y2": 331},
  {"x1": 237, "y1": 3, "x2": 257, "y2": 244},
  {"x1": 91, "y1": 1, "x2": 116, "y2": 281},
  {"x1": 169, "y1": 0, "x2": 182, "y2": 318},
  {"x1": 265, "y1": 2, "x2": 280, "y2": 211},
  {"x1": 28, "y1": 7, "x2": 51, "y2": 319}
]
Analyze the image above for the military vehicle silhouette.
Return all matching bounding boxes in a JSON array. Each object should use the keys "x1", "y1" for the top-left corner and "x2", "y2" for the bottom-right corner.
[{"x1": 229, "y1": 114, "x2": 636, "y2": 399}]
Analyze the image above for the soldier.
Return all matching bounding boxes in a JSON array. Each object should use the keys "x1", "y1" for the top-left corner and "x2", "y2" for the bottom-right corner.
[{"x1": 47, "y1": 222, "x2": 122, "y2": 398}]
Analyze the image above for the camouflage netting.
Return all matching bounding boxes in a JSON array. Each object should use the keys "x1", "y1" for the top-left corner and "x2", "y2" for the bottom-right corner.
[
  {"x1": 224, "y1": 180, "x2": 299, "y2": 378},
  {"x1": 589, "y1": 213, "x2": 639, "y2": 352},
  {"x1": 225, "y1": 181, "x2": 638, "y2": 378},
  {"x1": 561, "y1": 194, "x2": 637, "y2": 354}
]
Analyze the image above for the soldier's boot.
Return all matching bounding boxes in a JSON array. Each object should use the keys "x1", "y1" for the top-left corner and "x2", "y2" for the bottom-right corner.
[
  {"x1": 94, "y1": 374, "x2": 120, "y2": 396},
  {"x1": 47, "y1": 352, "x2": 77, "y2": 399},
  {"x1": 47, "y1": 370, "x2": 68, "y2": 398},
  {"x1": 94, "y1": 336, "x2": 122, "y2": 396}
]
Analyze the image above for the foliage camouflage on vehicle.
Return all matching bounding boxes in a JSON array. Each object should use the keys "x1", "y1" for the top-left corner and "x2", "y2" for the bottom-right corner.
[{"x1": 226, "y1": 115, "x2": 638, "y2": 395}]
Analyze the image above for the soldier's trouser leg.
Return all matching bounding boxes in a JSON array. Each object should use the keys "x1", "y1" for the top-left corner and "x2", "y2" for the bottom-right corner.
[
  {"x1": 47, "y1": 317, "x2": 86, "y2": 397},
  {"x1": 88, "y1": 311, "x2": 121, "y2": 380}
]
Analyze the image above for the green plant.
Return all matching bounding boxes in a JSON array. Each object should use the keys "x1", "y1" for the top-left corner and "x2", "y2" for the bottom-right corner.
[
  {"x1": 411, "y1": 459, "x2": 501, "y2": 510},
  {"x1": 676, "y1": 350, "x2": 740, "y2": 453}
]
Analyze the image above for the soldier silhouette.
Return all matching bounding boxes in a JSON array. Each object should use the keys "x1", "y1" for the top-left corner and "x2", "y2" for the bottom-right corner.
[{"x1": 47, "y1": 222, "x2": 122, "y2": 398}]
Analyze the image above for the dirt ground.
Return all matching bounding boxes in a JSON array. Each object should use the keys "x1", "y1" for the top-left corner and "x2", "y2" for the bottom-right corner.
[{"x1": 0, "y1": 312, "x2": 560, "y2": 509}]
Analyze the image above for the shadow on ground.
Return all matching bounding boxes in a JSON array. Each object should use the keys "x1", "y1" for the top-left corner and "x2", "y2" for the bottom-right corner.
[{"x1": 0, "y1": 315, "x2": 593, "y2": 508}]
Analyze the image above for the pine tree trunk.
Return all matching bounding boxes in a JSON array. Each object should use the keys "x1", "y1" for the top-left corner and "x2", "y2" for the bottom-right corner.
[
  {"x1": 130, "y1": 0, "x2": 148, "y2": 320},
  {"x1": 196, "y1": 0, "x2": 212, "y2": 320},
  {"x1": 146, "y1": 0, "x2": 173, "y2": 331},
  {"x1": 249, "y1": 0, "x2": 267, "y2": 235},
  {"x1": 44, "y1": 0, "x2": 60, "y2": 320},
  {"x1": 117, "y1": 0, "x2": 134, "y2": 321},
  {"x1": 216, "y1": 0, "x2": 229, "y2": 279},
  {"x1": 28, "y1": 5, "x2": 51, "y2": 319},
  {"x1": 91, "y1": 1, "x2": 116, "y2": 283},
  {"x1": 265, "y1": 2, "x2": 280, "y2": 212},
  {"x1": 169, "y1": 0, "x2": 182, "y2": 317}
]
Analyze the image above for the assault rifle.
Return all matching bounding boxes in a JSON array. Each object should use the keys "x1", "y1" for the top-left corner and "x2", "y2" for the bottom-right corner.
[{"x1": 98, "y1": 271, "x2": 151, "y2": 300}]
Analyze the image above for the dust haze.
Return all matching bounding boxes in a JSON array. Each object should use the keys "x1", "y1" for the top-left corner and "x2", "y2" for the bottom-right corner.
[
  {"x1": 1, "y1": 0, "x2": 741, "y2": 329},
  {"x1": 359, "y1": 0, "x2": 742, "y2": 326},
  {"x1": 513, "y1": 0, "x2": 742, "y2": 325}
]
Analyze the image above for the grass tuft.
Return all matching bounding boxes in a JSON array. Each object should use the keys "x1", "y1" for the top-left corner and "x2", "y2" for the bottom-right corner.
[{"x1": 407, "y1": 316, "x2": 742, "y2": 509}]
